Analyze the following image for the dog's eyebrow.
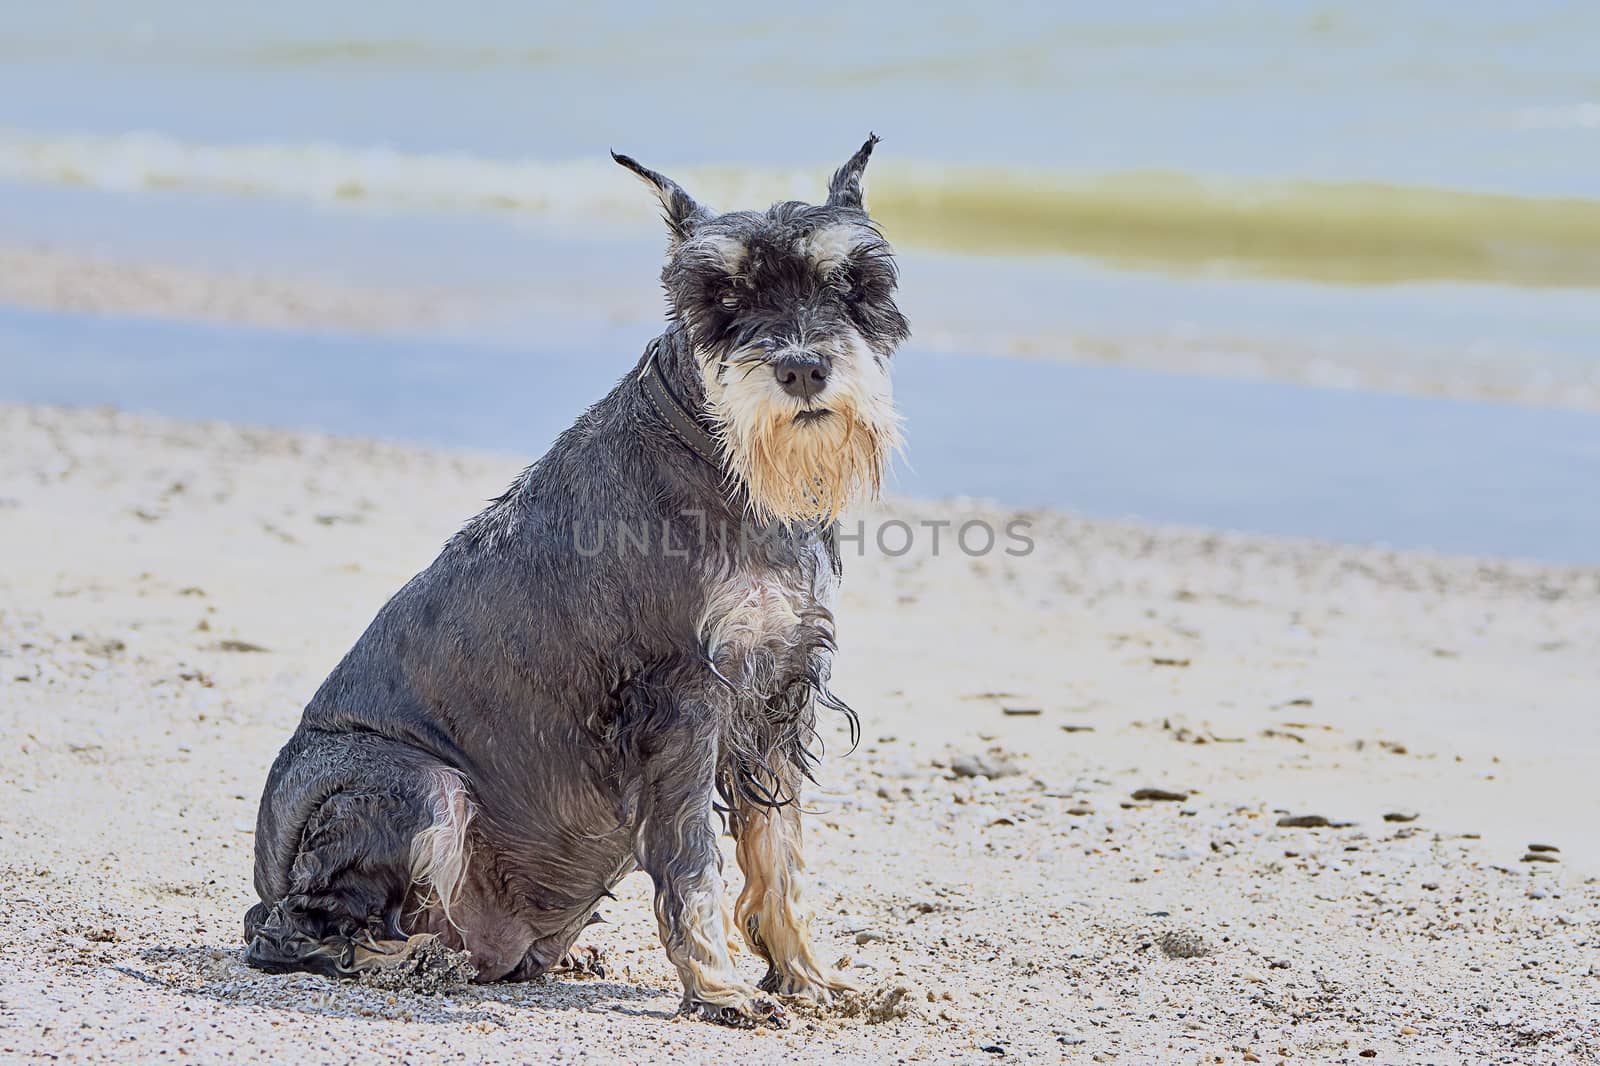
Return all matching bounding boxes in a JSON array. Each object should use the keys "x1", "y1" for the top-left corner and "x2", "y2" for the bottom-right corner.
[
  {"x1": 681, "y1": 234, "x2": 748, "y2": 273},
  {"x1": 802, "y1": 224, "x2": 872, "y2": 271}
]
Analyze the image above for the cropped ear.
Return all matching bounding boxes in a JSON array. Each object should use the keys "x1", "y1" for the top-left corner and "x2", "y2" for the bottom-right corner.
[
  {"x1": 611, "y1": 150, "x2": 709, "y2": 245},
  {"x1": 826, "y1": 133, "x2": 880, "y2": 210}
]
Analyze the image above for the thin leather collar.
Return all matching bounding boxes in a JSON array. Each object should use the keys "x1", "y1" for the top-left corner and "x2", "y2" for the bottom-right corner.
[{"x1": 638, "y1": 339, "x2": 724, "y2": 470}]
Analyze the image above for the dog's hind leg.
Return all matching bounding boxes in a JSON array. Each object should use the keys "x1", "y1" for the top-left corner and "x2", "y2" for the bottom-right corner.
[
  {"x1": 631, "y1": 718, "x2": 786, "y2": 1029},
  {"x1": 245, "y1": 732, "x2": 475, "y2": 981},
  {"x1": 732, "y1": 765, "x2": 856, "y2": 1005}
]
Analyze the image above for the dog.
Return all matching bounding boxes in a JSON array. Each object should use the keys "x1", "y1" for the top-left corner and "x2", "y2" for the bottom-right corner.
[{"x1": 242, "y1": 136, "x2": 909, "y2": 1027}]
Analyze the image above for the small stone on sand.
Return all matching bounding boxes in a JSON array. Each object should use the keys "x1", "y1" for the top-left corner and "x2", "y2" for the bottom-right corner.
[{"x1": 950, "y1": 753, "x2": 1019, "y2": 779}]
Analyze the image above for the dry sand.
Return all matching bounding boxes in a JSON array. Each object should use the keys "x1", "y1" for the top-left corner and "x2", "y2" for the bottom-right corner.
[{"x1": 1, "y1": 403, "x2": 1597, "y2": 1064}]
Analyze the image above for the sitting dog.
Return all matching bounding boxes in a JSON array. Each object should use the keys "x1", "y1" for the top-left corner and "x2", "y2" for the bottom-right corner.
[{"x1": 242, "y1": 136, "x2": 909, "y2": 1027}]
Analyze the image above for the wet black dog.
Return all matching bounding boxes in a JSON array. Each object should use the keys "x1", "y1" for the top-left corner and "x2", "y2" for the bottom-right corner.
[{"x1": 244, "y1": 136, "x2": 909, "y2": 1027}]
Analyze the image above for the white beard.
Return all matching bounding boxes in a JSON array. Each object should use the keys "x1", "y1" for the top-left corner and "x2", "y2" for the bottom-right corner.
[{"x1": 699, "y1": 333, "x2": 900, "y2": 525}]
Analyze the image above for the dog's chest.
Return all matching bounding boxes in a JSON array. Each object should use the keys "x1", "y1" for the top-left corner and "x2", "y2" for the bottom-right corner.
[{"x1": 698, "y1": 564, "x2": 833, "y2": 682}]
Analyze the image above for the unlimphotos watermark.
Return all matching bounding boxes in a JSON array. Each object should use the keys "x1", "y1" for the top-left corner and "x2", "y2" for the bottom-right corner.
[{"x1": 571, "y1": 512, "x2": 1034, "y2": 559}]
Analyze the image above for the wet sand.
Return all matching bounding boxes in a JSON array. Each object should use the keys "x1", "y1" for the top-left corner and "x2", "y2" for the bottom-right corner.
[{"x1": 2, "y1": 404, "x2": 1596, "y2": 1064}]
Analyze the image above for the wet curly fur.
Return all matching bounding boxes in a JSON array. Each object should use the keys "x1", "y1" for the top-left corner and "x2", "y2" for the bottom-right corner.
[{"x1": 244, "y1": 136, "x2": 907, "y2": 1027}]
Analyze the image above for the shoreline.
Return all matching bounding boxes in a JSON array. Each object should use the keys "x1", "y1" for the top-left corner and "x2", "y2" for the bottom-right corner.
[
  {"x1": 2, "y1": 403, "x2": 1596, "y2": 1063},
  {"x1": 3, "y1": 237, "x2": 1600, "y2": 416}
]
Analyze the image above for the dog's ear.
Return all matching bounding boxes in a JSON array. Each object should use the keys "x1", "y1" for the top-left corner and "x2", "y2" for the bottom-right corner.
[
  {"x1": 611, "y1": 151, "x2": 708, "y2": 245},
  {"x1": 826, "y1": 133, "x2": 880, "y2": 211}
]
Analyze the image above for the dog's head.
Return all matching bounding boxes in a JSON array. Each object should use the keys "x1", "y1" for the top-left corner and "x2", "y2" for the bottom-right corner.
[{"x1": 614, "y1": 136, "x2": 909, "y2": 525}]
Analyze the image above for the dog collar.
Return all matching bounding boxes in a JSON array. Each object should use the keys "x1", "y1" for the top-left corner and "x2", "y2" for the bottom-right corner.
[{"x1": 638, "y1": 340, "x2": 724, "y2": 470}]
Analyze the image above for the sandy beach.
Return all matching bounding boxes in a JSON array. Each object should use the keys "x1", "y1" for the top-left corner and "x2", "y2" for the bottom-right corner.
[{"x1": 2, "y1": 402, "x2": 1596, "y2": 1064}]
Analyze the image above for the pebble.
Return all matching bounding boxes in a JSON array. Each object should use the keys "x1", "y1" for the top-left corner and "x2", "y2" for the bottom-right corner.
[
  {"x1": 950, "y1": 753, "x2": 1020, "y2": 779},
  {"x1": 1132, "y1": 787, "x2": 1188, "y2": 802},
  {"x1": 1276, "y1": 814, "x2": 1354, "y2": 828},
  {"x1": 1382, "y1": 810, "x2": 1419, "y2": 823},
  {"x1": 854, "y1": 930, "x2": 887, "y2": 945},
  {"x1": 1156, "y1": 930, "x2": 1210, "y2": 959}
]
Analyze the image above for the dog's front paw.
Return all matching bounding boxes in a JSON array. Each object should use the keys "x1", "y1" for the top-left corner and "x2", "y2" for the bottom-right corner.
[
  {"x1": 681, "y1": 993, "x2": 788, "y2": 1029},
  {"x1": 760, "y1": 963, "x2": 860, "y2": 1007}
]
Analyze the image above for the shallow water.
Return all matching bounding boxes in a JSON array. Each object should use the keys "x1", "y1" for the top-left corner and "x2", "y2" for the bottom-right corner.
[
  {"x1": 3, "y1": 1, "x2": 1600, "y2": 288},
  {"x1": 4, "y1": 182, "x2": 1598, "y2": 410},
  {"x1": 2, "y1": 2, "x2": 1598, "y2": 560},
  {"x1": 4, "y1": 306, "x2": 1597, "y2": 565},
  {"x1": 4, "y1": 1, "x2": 1599, "y2": 398}
]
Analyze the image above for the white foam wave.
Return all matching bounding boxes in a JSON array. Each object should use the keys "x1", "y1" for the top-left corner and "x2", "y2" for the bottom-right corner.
[{"x1": 0, "y1": 128, "x2": 823, "y2": 227}]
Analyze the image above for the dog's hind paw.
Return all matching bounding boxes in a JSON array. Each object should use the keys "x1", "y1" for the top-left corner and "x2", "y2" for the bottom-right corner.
[{"x1": 680, "y1": 994, "x2": 788, "y2": 1030}]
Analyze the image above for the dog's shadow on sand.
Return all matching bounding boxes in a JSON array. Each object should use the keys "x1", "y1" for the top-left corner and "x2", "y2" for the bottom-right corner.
[{"x1": 113, "y1": 945, "x2": 675, "y2": 1026}]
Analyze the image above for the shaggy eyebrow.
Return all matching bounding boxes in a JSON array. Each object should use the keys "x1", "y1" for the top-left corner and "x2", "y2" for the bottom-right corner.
[
  {"x1": 683, "y1": 234, "x2": 748, "y2": 273},
  {"x1": 803, "y1": 224, "x2": 872, "y2": 272}
]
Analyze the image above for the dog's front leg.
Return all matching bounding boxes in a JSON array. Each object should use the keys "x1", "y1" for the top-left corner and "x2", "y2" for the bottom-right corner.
[
  {"x1": 732, "y1": 765, "x2": 857, "y2": 1005},
  {"x1": 632, "y1": 720, "x2": 785, "y2": 1029}
]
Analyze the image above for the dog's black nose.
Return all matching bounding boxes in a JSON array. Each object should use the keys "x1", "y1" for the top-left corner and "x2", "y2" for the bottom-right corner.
[{"x1": 771, "y1": 354, "x2": 829, "y2": 401}]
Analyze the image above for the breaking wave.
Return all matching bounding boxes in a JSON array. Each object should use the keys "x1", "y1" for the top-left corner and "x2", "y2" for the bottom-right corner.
[{"x1": 5, "y1": 127, "x2": 1599, "y2": 288}]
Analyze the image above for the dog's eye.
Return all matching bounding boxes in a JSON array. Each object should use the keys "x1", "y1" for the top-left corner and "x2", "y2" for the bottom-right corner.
[
  {"x1": 719, "y1": 289, "x2": 741, "y2": 311},
  {"x1": 832, "y1": 271, "x2": 861, "y2": 302}
]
